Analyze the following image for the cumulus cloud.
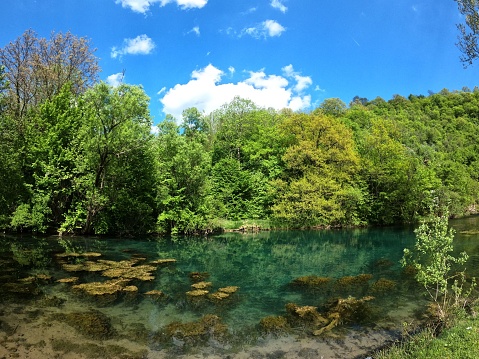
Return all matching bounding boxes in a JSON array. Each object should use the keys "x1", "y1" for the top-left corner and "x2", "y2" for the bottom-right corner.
[
  {"x1": 271, "y1": 0, "x2": 287, "y2": 13},
  {"x1": 115, "y1": 0, "x2": 207, "y2": 13},
  {"x1": 111, "y1": 34, "x2": 156, "y2": 59},
  {"x1": 282, "y1": 64, "x2": 312, "y2": 92},
  {"x1": 242, "y1": 20, "x2": 286, "y2": 38},
  {"x1": 106, "y1": 72, "x2": 125, "y2": 87},
  {"x1": 159, "y1": 64, "x2": 312, "y2": 120}
]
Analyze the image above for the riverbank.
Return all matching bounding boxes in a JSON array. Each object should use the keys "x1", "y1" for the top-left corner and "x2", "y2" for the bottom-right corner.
[{"x1": 373, "y1": 307, "x2": 479, "y2": 359}]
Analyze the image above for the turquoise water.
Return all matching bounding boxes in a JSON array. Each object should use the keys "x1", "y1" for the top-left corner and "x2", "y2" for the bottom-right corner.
[{"x1": 1, "y1": 218, "x2": 478, "y2": 358}]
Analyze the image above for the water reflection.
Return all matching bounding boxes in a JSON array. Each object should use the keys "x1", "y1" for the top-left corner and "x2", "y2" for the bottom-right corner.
[{"x1": 0, "y1": 218, "x2": 477, "y2": 358}]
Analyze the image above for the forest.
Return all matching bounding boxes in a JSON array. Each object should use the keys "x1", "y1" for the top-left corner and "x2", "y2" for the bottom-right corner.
[{"x1": 1, "y1": 30, "x2": 479, "y2": 236}]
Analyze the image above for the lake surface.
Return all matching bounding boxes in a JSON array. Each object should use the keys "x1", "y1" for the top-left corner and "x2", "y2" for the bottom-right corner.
[{"x1": 1, "y1": 216, "x2": 479, "y2": 359}]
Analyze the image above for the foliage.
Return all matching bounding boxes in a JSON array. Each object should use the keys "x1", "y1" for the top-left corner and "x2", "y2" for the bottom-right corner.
[
  {"x1": 2, "y1": 30, "x2": 479, "y2": 235},
  {"x1": 401, "y1": 205, "x2": 473, "y2": 323},
  {"x1": 272, "y1": 112, "x2": 364, "y2": 227},
  {"x1": 455, "y1": 0, "x2": 479, "y2": 67},
  {"x1": 376, "y1": 311, "x2": 479, "y2": 359},
  {"x1": 155, "y1": 114, "x2": 212, "y2": 235}
]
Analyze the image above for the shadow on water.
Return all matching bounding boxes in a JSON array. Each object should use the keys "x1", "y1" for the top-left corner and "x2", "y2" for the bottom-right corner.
[{"x1": 0, "y1": 217, "x2": 477, "y2": 358}]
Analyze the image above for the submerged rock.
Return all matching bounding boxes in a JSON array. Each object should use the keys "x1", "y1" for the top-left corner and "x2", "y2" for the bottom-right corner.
[
  {"x1": 336, "y1": 274, "x2": 373, "y2": 287},
  {"x1": 161, "y1": 314, "x2": 228, "y2": 344},
  {"x1": 371, "y1": 278, "x2": 397, "y2": 294},
  {"x1": 101, "y1": 264, "x2": 157, "y2": 281},
  {"x1": 191, "y1": 281, "x2": 212, "y2": 290},
  {"x1": 59, "y1": 310, "x2": 116, "y2": 339},
  {"x1": 149, "y1": 258, "x2": 177, "y2": 265},
  {"x1": 218, "y1": 286, "x2": 239, "y2": 294},
  {"x1": 56, "y1": 277, "x2": 79, "y2": 284},
  {"x1": 189, "y1": 271, "x2": 210, "y2": 283},
  {"x1": 259, "y1": 315, "x2": 289, "y2": 333},
  {"x1": 291, "y1": 275, "x2": 331, "y2": 288},
  {"x1": 186, "y1": 289, "x2": 209, "y2": 297}
]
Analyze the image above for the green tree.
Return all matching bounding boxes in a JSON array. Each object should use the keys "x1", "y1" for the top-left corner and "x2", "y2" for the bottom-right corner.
[
  {"x1": 0, "y1": 66, "x2": 26, "y2": 229},
  {"x1": 155, "y1": 114, "x2": 212, "y2": 235},
  {"x1": 10, "y1": 84, "x2": 82, "y2": 232},
  {"x1": 455, "y1": 0, "x2": 479, "y2": 67},
  {"x1": 401, "y1": 205, "x2": 473, "y2": 323},
  {"x1": 272, "y1": 112, "x2": 364, "y2": 227},
  {"x1": 66, "y1": 82, "x2": 155, "y2": 235}
]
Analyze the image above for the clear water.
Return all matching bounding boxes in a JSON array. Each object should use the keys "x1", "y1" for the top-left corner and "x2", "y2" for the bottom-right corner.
[{"x1": 1, "y1": 217, "x2": 478, "y2": 358}]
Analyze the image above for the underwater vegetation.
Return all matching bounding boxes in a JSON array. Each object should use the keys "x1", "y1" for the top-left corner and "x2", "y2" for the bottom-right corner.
[
  {"x1": 54, "y1": 310, "x2": 117, "y2": 340},
  {"x1": 371, "y1": 278, "x2": 397, "y2": 294},
  {"x1": 155, "y1": 314, "x2": 230, "y2": 347}
]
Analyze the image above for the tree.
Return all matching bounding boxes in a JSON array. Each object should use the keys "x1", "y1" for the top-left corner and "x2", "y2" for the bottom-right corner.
[
  {"x1": 66, "y1": 82, "x2": 155, "y2": 235},
  {"x1": 155, "y1": 115, "x2": 212, "y2": 234},
  {"x1": 272, "y1": 112, "x2": 364, "y2": 227},
  {"x1": 455, "y1": 0, "x2": 479, "y2": 67},
  {"x1": 0, "y1": 29, "x2": 99, "y2": 121},
  {"x1": 0, "y1": 65, "x2": 26, "y2": 229},
  {"x1": 401, "y1": 205, "x2": 473, "y2": 324}
]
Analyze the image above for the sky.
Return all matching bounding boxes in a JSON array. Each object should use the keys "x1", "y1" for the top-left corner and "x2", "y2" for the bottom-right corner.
[{"x1": 1, "y1": 0, "x2": 478, "y2": 125}]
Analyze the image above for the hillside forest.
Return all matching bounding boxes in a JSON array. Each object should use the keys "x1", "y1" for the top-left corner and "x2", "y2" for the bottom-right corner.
[{"x1": 1, "y1": 30, "x2": 479, "y2": 236}]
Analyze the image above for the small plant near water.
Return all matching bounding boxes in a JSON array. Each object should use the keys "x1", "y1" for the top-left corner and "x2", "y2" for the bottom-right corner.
[{"x1": 401, "y1": 205, "x2": 476, "y2": 325}]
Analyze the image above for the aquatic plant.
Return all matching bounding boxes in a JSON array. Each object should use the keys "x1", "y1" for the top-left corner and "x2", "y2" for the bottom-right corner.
[
  {"x1": 374, "y1": 258, "x2": 394, "y2": 269},
  {"x1": 162, "y1": 314, "x2": 228, "y2": 344},
  {"x1": 59, "y1": 310, "x2": 116, "y2": 339},
  {"x1": 218, "y1": 286, "x2": 239, "y2": 294},
  {"x1": 291, "y1": 275, "x2": 331, "y2": 288},
  {"x1": 144, "y1": 289, "x2": 166, "y2": 301},
  {"x1": 56, "y1": 277, "x2": 79, "y2": 284},
  {"x1": 259, "y1": 315, "x2": 289, "y2": 334},
  {"x1": 336, "y1": 274, "x2": 373, "y2": 287},
  {"x1": 101, "y1": 264, "x2": 157, "y2": 281},
  {"x1": 191, "y1": 281, "x2": 212, "y2": 289},
  {"x1": 208, "y1": 291, "x2": 230, "y2": 301},
  {"x1": 186, "y1": 289, "x2": 209, "y2": 297},
  {"x1": 285, "y1": 303, "x2": 328, "y2": 327},
  {"x1": 313, "y1": 295, "x2": 375, "y2": 336},
  {"x1": 189, "y1": 271, "x2": 210, "y2": 282},
  {"x1": 371, "y1": 278, "x2": 397, "y2": 294},
  {"x1": 72, "y1": 279, "x2": 131, "y2": 305},
  {"x1": 149, "y1": 258, "x2": 177, "y2": 265}
]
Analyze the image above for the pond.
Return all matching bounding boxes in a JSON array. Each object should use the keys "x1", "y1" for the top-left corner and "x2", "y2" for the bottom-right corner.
[{"x1": 1, "y1": 216, "x2": 479, "y2": 359}]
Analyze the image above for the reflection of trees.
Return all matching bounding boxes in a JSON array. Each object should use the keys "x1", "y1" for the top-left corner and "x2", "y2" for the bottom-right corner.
[
  {"x1": 154, "y1": 229, "x2": 414, "y2": 299},
  {"x1": 10, "y1": 238, "x2": 51, "y2": 268}
]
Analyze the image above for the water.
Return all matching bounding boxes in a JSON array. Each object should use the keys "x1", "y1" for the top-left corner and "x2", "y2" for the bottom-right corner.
[{"x1": 1, "y1": 217, "x2": 478, "y2": 358}]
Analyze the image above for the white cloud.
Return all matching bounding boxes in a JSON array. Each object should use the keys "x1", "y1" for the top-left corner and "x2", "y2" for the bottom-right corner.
[
  {"x1": 241, "y1": 20, "x2": 286, "y2": 39},
  {"x1": 160, "y1": 0, "x2": 207, "y2": 9},
  {"x1": 282, "y1": 64, "x2": 312, "y2": 93},
  {"x1": 264, "y1": 20, "x2": 286, "y2": 37},
  {"x1": 106, "y1": 72, "x2": 125, "y2": 87},
  {"x1": 188, "y1": 26, "x2": 200, "y2": 36},
  {"x1": 115, "y1": 0, "x2": 152, "y2": 13},
  {"x1": 159, "y1": 64, "x2": 312, "y2": 120},
  {"x1": 115, "y1": 0, "x2": 207, "y2": 13},
  {"x1": 111, "y1": 34, "x2": 156, "y2": 59},
  {"x1": 271, "y1": 0, "x2": 287, "y2": 13}
]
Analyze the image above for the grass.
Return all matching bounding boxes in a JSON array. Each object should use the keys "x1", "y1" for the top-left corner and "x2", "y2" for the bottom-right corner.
[
  {"x1": 214, "y1": 218, "x2": 272, "y2": 231},
  {"x1": 375, "y1": 310, "x2": 479, "y2": 359}
]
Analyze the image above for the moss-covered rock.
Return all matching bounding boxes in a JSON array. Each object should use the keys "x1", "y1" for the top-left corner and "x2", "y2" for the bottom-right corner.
[
  {"x1": 162, "y1": 314, "x2": 228, "y2": 345},
  {"x1": 259, "y1": 315, "x2": 289, "y2": 333},
  {"x1": 189, "y1": 271, "x2": 209, "y2": 283},
  {"x1": 60, "y1": 310, "x2": 116, "y2": 340},
  {"x1": 291, "y1": 275, "x2": 331, "y2": 289},
  {"x1": 191, "y1": 281, "x2": 212, "y2": 290},
  {"x1": 371, "y1": 278, "x2": 397, "y2": 294}
]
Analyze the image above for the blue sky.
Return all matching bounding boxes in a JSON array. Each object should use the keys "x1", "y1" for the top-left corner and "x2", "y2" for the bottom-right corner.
[{"x1": 1, "y1": 0, "x2": 478, "y2": 125}]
